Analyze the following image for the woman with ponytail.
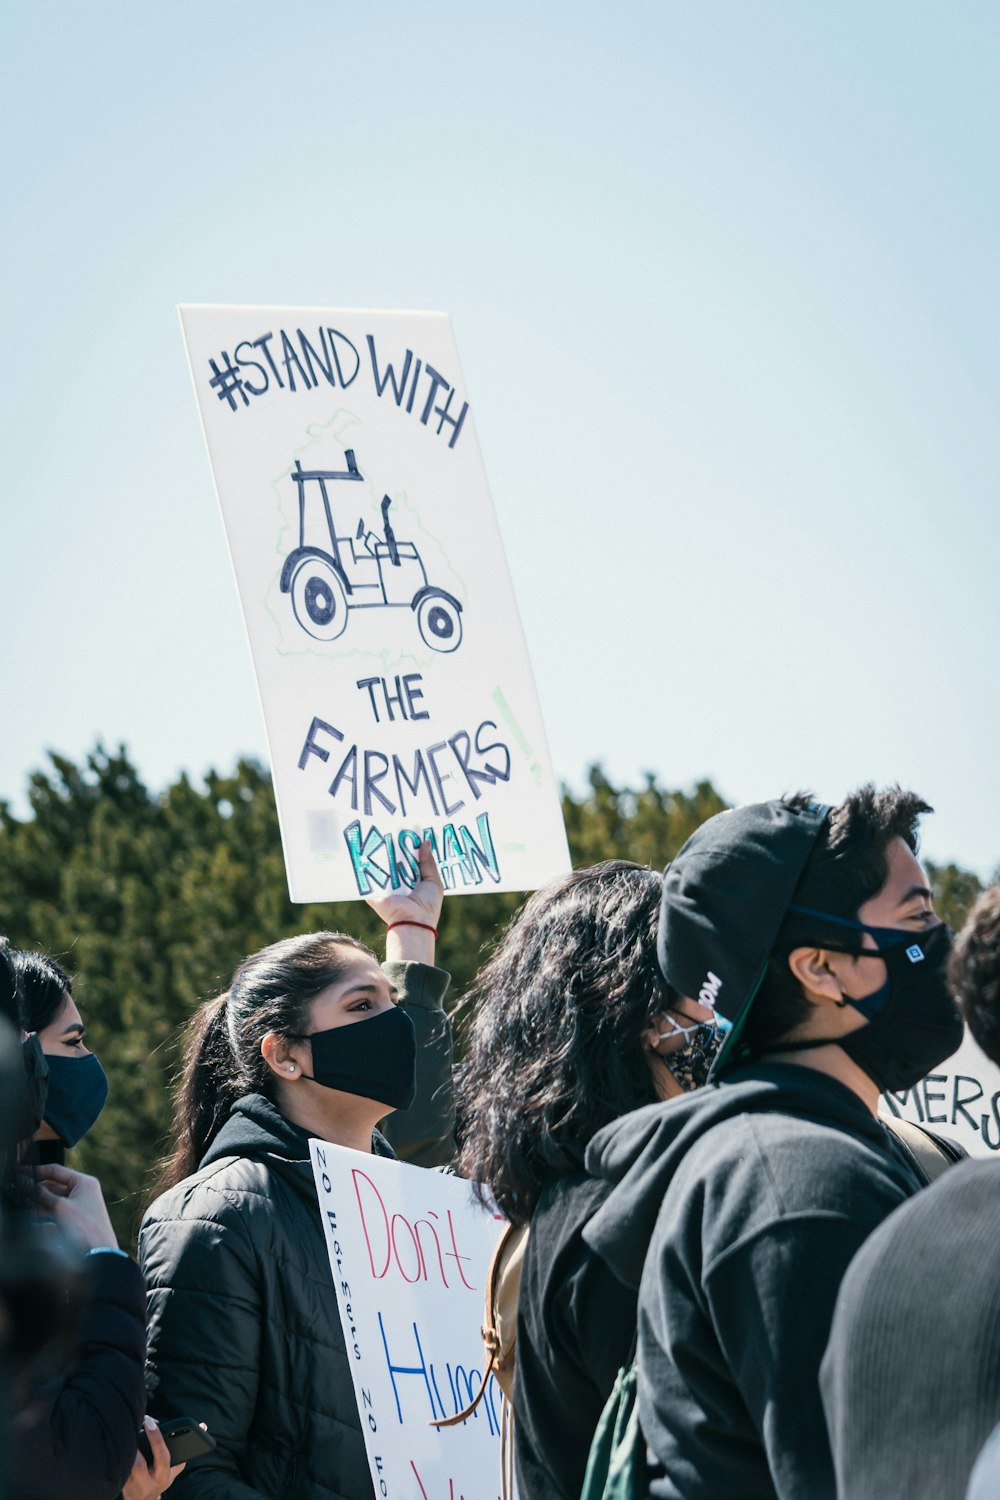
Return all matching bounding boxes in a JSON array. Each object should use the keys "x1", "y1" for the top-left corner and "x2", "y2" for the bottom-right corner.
[{"x1": 139, "y1": 843, "x2": 450, "y2": 1500}]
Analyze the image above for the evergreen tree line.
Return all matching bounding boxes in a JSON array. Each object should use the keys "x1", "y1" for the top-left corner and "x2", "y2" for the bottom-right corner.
[{"x1": 0, "y1": 747, "x2": 987, "y2": 1244}]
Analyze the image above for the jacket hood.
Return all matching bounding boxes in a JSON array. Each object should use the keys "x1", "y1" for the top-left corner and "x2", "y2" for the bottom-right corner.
[
  {"x1": 201, "y1": 1093, "x2": 395, "y2": 1173},
  {"x1": 583, "y1": 1063, "x2": 883, "y2": 1289}
]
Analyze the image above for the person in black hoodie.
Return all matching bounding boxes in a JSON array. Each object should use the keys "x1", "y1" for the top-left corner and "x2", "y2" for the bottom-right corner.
[
  {"x1": 583, "y1": 789, "x2": 964, "y2": 1500},
  {"x1": 820, "y1": 880, "x2": 1000, "y2": 1500},
  {"x1": 140, "y1": 841, "x2": 453, "y2": 1500},
  {"x1": 456, "y1": 862, "x2": 723, "y2": 1500}
]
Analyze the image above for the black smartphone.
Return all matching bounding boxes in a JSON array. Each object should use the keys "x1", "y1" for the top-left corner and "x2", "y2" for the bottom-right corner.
[{"x1": 138, "y1": 1417, "x2": 216, "y2": 1466}]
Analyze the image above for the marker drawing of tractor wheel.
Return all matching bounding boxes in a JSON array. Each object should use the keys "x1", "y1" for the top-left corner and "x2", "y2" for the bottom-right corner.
[
  {"x1": 279, "y1": 450, "x2": 466, "y2": 654},
  {"x1": 415, "y1": 590, "x2": 463, "y2": 653},
  {"x1": 290, "y1": 556, "x2": 348, "y2": 642}
]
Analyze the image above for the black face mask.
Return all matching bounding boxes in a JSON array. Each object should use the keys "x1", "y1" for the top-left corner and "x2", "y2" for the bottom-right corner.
[
  {"x1": 299, "y1": 1004, "x2": 416, "y2": 1112},
  {"x1": 43, "y1": 1053, "x2": 109, "y2": 1147},
  {"x1": 775, "y1": 907, "x2": 964, "y2": 1093}
]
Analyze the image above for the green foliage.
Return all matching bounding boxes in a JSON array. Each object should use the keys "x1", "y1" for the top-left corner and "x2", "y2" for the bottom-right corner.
[
  {"x1": 926, "y1": 861, "x2": 985, "y2": 934},
  {"x1": 0, "y1": 747, "x2": 986, "y2": 1246},
  {"x1": 0, "y1": 746, "x2": 400, "y2": 1243}
]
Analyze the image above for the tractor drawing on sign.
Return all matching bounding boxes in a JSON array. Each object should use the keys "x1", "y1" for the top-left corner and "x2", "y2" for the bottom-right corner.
[{"x1": 279, "y1": 450, "x2": 464, "y2": 653}]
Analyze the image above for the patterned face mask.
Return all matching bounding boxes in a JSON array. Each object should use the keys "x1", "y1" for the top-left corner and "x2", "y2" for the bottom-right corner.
[{"x1": 655, "y1": 1013, "x2": 726, "y2": 1091}]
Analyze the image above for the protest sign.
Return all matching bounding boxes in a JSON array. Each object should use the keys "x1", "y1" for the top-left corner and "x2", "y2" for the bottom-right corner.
[
  {"x1": 180, "y1": 305, "x2": 569, "y2": 902},
  {"x1": 310, "y1": 1139, "x2": 508, "y2": 1500},
  {"x1": 882, "y1": 1028, "x2": 1000, "y2": 1157}
]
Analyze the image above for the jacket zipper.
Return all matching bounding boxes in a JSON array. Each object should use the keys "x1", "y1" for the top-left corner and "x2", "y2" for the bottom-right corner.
[{"x1": 281, "y1": 1454, "x2": 299, "y2": 1497}]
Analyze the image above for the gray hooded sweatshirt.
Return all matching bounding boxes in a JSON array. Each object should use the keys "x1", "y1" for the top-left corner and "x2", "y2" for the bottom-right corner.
[{"x1": 583, "y1": 1063, "x2": 924, "y2": 1500}]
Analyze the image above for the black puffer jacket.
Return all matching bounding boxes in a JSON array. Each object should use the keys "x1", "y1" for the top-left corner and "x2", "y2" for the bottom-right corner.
[{"x1": 140, "y1": 960, "x2": 453, "y2": 1500}]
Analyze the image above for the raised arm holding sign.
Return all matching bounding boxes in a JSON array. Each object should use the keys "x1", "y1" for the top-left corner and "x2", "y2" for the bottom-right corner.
[{"x1": 368, "y1": 838, "x2": 445, "y2": 969}]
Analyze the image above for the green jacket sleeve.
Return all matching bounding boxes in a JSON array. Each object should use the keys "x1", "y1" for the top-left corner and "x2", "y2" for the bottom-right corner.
[{"x1": 379, "y1": 960, "x2": 455, "y2": 1168}]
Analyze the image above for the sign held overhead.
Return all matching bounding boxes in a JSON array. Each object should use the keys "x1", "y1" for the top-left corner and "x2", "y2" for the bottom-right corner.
[{"x1": 180, "y1": 305, "x2": 569, "y2": 903}]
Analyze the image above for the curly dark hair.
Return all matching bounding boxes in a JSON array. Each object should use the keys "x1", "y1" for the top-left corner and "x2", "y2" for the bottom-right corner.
[
  {"x1": 744, "y1": 784, "x2": 933, "y2": 1050},
  {"x1": 949, "y1": 883, "x2": 1000, "y2": 1066},
  {"x1": 456, "y1": 861, "x2": 670, "y2": 1225}
]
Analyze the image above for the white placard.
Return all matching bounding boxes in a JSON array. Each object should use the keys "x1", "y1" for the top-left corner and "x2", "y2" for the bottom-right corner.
[
  {"x1": 310, "y1": 1140, "x2": 508, "y2": 1500},
  {"x1": 882, "y1": 1027, "x2": 1000, "y2": 1157},
  {"x1": 180, "y1": 305, "x2": 570, "y2": 902}
]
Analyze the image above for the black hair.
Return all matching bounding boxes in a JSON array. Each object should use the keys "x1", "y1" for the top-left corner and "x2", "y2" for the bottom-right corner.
[
  {"x1": 0, "y1": 942, "x2": 33, "y2": 1208},
  {"x1": 152, "y1": 930, "x2": 374, "y2": 1198},
  {"x1": 0, "y1": 939, "x2": 22, "y2": 1031},
  {"x1": 1, "y1": 942, "x2": 22, "y2": 1199},
  {"x1": 950, "y1": 884, "x2": 1000, "y2": 1066},
  {"x1": 456, "y1": 861, "x2": 670, "y2": 1225},
  {"x1": 743, "y1": 785, "x2": 933, "y2": 1050},
  {"x1": 9, "y1": 952, "x2": 73, "y2": 1035}
]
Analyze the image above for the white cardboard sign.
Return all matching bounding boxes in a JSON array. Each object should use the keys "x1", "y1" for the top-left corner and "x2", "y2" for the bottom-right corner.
[
  {"x1": 180, "y1": 305, "x2": 569, "y2": 902},
  {"x1": 310, "y1": 1139, "x2": 508, "y2": 1500},
  {"x1": 882, "y1": 1027, "x2": 1000, "y2": 1157}
]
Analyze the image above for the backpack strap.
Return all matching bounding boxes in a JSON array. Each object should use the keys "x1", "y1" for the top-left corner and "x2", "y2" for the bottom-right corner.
[
  {"x1": 429, "y1": 1221, "x2": 525, "y2": 1500},
  {"x1": 428, "y1": 1221, "x2": 527, "y2": 1428},
  {"x1": 880, "y1": 1111, "x2": 966, "y2": 1185}
]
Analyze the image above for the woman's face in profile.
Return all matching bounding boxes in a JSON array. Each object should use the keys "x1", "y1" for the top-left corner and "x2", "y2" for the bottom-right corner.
[{"x1": 34, "y1": 989, "x2": 92, "y2": 1141}]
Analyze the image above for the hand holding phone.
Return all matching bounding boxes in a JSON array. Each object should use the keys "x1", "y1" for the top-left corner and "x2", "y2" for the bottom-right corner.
[
  {"x1": 127, "y1": 1419, "x2": 183, "y2": 1500},
  {"x1": 137, "y1": 1414, "x2": 216, "y2": 1467}
]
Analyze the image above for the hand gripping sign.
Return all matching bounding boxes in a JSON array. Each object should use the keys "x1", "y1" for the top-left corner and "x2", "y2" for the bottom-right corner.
[
  {"x1": 180, "y1": 305, "x2": 569, "y2": 902},
  {"x1": 310, "y1": 1141, "x2": 510, "y2": 1500}
]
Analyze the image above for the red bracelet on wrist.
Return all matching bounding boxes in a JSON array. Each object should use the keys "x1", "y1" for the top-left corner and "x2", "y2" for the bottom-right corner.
[{"x1": 385, "y1": 920, "x2": 439, "y2": 939}]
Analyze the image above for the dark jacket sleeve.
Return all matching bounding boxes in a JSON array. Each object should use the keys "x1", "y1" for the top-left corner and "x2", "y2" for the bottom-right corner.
[
  {"x1": 14, "y1": 1251, "x2": 146, "y2": 1500},
  {"x1": 379, "y1": 960, "x2": 455, "y2": 1167},
  {"x1": 140, "y1": 1192, "x2": 268, "y2": 1500},
  {"x1": 637, "y1": 1115, "x2": 917, "y2": 1500},
  {"x1": 703, "y1": 1214, "x2": 874, "y2": 1500},
  {"x1": 517, "y1": 1235, "x2": 637, "y2": 1500}
]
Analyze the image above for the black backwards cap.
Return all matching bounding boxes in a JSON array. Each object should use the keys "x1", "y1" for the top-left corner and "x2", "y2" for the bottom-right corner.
[{"x1": 658, "y1": 798, "x2": 831, "y2": 1078}]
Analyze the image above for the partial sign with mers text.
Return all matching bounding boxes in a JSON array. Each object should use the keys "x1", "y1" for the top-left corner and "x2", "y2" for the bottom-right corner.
[{"x1": 883, "y1": 1028, "x2": 1000, "y2": 1158}]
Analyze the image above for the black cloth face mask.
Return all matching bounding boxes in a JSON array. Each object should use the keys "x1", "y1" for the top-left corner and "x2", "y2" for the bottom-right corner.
[
  {"x1": 298, "y1": 1004, "x2": 416, "y2": 1112},
  {"x1": 43, "y1": 1053, "x2": 109, "y2": 1147},
  {"x1": 772, "y1": 908, "x2": 964, "y2": 1092}
]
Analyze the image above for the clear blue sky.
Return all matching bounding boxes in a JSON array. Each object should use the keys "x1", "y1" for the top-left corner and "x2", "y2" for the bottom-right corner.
[{"x1": 2, "y1": 1, "x2": 998, "y2": 877}]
